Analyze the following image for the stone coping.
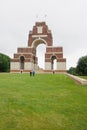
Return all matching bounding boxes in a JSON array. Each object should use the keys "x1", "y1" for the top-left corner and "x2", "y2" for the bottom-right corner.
[{"x1": 66, "y1": 73, "x2": 87, "y2": 85}]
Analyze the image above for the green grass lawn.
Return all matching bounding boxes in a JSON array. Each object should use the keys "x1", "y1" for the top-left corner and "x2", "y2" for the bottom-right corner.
[
  {"x1": 0, "y1": 73, "x2": 87, "y2": 130},
  {"x1": 80, "y1": 76, "x2": 87, "y2": 80}
]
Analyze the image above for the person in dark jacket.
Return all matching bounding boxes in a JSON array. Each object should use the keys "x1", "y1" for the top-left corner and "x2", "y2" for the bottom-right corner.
[{"x1": 30, "y1": 71, "x2": 32, "y2": 76}]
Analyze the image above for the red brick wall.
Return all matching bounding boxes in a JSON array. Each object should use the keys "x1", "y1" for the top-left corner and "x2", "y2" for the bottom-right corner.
[
  {"x1": 17, "y1": 48, "x2": 33, "y2": 53},
  {"x1": 46, "y1": 47, "x2": 63, "y2": 52},
  {"x1": 28, "y1": 22, "x2": 53, "y2": 47}
]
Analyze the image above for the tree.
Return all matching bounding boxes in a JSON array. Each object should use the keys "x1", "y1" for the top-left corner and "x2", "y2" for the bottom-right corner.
[
  {"x1": 67, "y1": 67, "x2": 77, "y2": 75},
  {"x1": 76, "y1": 55, "x2": 87, "y2": 76},
  {"x1": 0, "y1": 53, "x2": 10, "y2": 72}
]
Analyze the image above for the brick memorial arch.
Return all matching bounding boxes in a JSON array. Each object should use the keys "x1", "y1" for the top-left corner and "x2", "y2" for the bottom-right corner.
[{"x1": 11, "y1": 22, "x2": 66, "y2": 73}]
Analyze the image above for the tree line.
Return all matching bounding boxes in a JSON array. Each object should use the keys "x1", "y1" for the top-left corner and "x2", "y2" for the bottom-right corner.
[
  {"x1": 68, "y1": 55, "x2": 87, "y2": 76},
  {"x1": 0, "y1": 53, "x2": 10, "y2": 72}
]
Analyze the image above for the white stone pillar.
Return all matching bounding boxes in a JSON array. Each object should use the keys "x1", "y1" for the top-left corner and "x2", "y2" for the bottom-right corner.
[
  {"x1": 10, "y1": 62, "x2": 20, "y2": 70},
  {"x1": 57, "y1": 62, "x2": 66, "y2": 70},
  {"x1": 45, "y1": 62, "x2": 51, "y2": 70}
]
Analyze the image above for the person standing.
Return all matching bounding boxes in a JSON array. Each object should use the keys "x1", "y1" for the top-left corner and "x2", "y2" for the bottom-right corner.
[
  {"x1": 32, "y1": 70, "x2": 35, "y2": 76},
  {"x1": 30, "y1": 70, "x2": 32, "y2": 76}
]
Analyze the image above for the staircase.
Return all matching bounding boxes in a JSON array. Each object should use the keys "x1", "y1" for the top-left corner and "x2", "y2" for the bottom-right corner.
[{"x1": 35, "y1": 69, "x2": 45, "y2": 74}]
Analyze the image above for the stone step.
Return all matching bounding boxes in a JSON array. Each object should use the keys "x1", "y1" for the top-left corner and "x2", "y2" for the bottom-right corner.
[{"x1": 35, "y1": 69, "x2": 45, "y2": 73}]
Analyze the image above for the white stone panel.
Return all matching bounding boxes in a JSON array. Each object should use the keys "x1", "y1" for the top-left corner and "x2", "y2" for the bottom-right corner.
[
  {"x1": 57, "y1": 62, "x2": 66, "y2": 70},
  {"x1": 32, "y1": 35, "x2": 47, "y2": 38},
  {"x1": 37, "y1": 26, "x2": 43, "y2": 33},
  {"x1": 11, "y1": 62, "x2": 20, "y2": 70},
  {"x1": 45, "y1": 62, "x2": 51, "y2": 70},
  {"x1": 25, "y1": 62, "x2": 33, "y2": 70}
]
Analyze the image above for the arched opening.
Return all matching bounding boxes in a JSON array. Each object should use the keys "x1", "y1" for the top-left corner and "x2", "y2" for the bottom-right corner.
[
  {"x1": 36, "y1": 44, "x2": 46, "y2": 69},
  {"x1": 32, "y1": 38, "x2": 47, "y2": 70},
  {"x1": 54, "y1": 59, "x2": 57, "y2": 70},
  {"x1": 20, "y1": 56, "x2": 25, "y2": 70},
  {"x1": 51, "y1": 56, "x2": 57, "y2": 70},
  {"x1": 32, "y1": 38, "x2": 47, "y2": 48}
]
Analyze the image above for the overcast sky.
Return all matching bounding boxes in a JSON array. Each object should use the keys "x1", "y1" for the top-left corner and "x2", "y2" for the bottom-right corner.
[{"x1": 0, "y1": 0, "x2": 87, "y2": 69}]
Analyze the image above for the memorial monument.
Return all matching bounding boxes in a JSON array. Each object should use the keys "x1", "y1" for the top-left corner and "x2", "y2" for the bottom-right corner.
[{"x1": 11, "y1": 22, "x2": 66, "y2": 73}]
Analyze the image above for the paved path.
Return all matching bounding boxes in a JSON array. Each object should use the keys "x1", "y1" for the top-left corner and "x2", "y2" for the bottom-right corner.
[{"x1": 66, "y1": 73, "x2": 87, "y2": 85}]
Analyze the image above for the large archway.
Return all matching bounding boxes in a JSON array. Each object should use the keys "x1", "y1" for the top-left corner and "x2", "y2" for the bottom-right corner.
[
  {"x1": 32, "y1": 38, "x2": 47, "y2": 69},
  {"x1": 36, "y1": 44, "x2": 46, "y2": 69},
  {"x1": 32, "y1": 38, "x2": 47, "y2": 48}
]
